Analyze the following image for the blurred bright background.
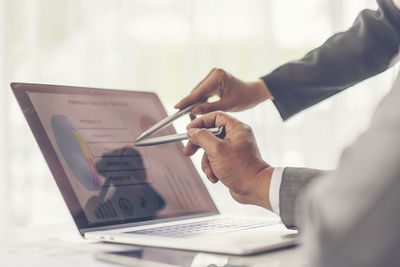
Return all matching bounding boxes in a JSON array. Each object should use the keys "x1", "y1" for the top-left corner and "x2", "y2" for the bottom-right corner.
[{"x1": 0, "y1": 0, "x2": 398, "y2": 228}]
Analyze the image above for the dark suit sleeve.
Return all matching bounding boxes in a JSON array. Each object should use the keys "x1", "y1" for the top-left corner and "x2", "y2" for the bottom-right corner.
[{"x1": 261, "y1": 0, "x2": 400, "y2": 120}]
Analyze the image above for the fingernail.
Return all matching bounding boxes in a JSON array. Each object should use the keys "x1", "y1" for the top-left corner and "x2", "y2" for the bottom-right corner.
[
  {"x1": 204, "y1": 168, "x2": 214, "y2": 181},
  {"x1": 187, "y1": 128, "x2": 199, "y2": 138}
]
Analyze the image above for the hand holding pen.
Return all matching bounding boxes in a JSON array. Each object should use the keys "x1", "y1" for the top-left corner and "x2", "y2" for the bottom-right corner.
[{"x1": 134, "y1": 98, "x2": 225, "y2": 146}]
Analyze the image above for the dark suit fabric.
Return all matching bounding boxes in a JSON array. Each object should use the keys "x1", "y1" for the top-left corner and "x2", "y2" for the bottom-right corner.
[
  {"x1": 267, "y1": 0, "x2": 400, "y2": 230},
  {"x1": 262, "y1": 0, "x2": 400, "y2": 121}
]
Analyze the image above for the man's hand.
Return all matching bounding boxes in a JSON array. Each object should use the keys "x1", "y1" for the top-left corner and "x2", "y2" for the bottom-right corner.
[
  {"x1": 175, "y1": 68, "x2": 273, "y2": 117},
  {"x1": 183, "y1": 111, "x2": 274, "y2": 210}
]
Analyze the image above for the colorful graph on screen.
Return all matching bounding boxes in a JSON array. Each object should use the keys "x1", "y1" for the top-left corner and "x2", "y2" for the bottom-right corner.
[
  {"x1": 51, "y1": 114, "x2": 102, "y2": 191},
  {"x1": 72, "y1": 128, "x2": 102, "y2": 186}
]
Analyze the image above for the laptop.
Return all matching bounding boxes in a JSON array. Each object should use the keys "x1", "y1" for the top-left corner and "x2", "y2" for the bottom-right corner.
[{"x1": 11, "y1": 82, "x2": 297, "y2": 255}]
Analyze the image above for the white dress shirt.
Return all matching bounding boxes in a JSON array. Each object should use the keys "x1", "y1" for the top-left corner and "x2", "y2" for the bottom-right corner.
[{"x1": 269, "y1": 167, "x2": 284, "y2": 215}]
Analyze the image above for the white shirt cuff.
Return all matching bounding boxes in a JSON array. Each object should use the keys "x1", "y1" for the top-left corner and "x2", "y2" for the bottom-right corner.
[{"x1": 269, "y1": 167, "x2": 284, "y2": 216}]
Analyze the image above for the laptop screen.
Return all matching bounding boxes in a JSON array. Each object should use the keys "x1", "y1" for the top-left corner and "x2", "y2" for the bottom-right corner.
[{"x1": 12, "y1": 83, "x2": 218, "y2": 231}]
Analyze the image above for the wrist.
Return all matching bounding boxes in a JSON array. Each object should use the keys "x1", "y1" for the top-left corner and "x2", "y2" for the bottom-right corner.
[
  {"x1": 251, "y1": 166, "x2": 274, "y2": 210},
  {"x1": 253, "y1": 79, "x2": 273, "y2": 101}
]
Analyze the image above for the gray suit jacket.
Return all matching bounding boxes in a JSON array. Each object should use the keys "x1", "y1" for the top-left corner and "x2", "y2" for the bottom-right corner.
[
  {"x1": 291, "y1": 71, "x2": 400, "y2": 267},
  {"x1": 270, "y1": 1, "x2": 400, "y2": 265},
  {"x1": 275, "y1": 0, "x2": 400, "y2": 230}
]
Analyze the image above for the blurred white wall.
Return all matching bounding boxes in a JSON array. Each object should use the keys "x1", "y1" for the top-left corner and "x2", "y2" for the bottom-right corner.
[{"x1": 0, "y1": 0, "x2": 398, "y2": 227}]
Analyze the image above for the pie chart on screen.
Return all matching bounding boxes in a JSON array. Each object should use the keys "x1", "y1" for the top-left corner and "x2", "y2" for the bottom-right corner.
[{"x1": 51, "y1": 114, "x2": 102, "y2": 191}]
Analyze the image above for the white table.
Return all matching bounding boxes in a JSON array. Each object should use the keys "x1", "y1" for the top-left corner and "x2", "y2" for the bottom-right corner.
[{"x1": 0, "y1": 222, "x2": 303, "y2": 266}]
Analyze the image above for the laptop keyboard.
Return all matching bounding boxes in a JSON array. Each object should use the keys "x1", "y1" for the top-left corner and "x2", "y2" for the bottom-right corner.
[{"x1": 126, "y1": 217, "x2": 277, "y2": 238}]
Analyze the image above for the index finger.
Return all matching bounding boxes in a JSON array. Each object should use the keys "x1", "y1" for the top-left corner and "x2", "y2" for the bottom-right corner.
[{"x1": 174, "y1": 69, "x2": 218, "y2": 109}]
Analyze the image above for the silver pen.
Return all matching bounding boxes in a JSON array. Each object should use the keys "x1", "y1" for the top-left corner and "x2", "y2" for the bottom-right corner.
[
  {"x1": 134, "y1": 126, "x2": 225, "y2": 146},
  {"x1": 135, "y1": 98, "x2": 207, "y2": 142}
]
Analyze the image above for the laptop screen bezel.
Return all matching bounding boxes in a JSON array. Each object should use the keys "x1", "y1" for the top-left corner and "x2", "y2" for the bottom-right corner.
[{"x1": 11, "y1": 82, "x2": 219, "y2": 235}]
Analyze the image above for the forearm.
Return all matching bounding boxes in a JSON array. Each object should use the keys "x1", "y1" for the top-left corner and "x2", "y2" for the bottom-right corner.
[{"x1": 262, "y1": 0, "x2": 400, "y2": 120}]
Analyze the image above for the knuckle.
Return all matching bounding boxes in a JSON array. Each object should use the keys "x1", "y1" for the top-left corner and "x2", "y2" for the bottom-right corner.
[
  {"x1": 214, "y1": 110, "x2": 226, "y2": 118},
  {"x1": 242, "y1": 123, "x2": 253, "y2": 134},
  {"x1": 214, "y1": 68, "x2": 226, "y2": 77},
  {"x1": 197, "y1": 128, "x2": 209, "y2": 136}
]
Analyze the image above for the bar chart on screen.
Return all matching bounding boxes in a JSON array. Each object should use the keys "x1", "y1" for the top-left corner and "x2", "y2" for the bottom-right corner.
[{"x1": 94, "y1": 199, "x2": 118, "y2": 220}]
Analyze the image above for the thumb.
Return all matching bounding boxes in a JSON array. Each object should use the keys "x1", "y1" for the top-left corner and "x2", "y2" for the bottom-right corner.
[
  {"x1": 187, "y1": 128, "x2": 220, "y2": 154},
  {"x1": 191, "y1": 102, "x2": 225, "y2": 116}
]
